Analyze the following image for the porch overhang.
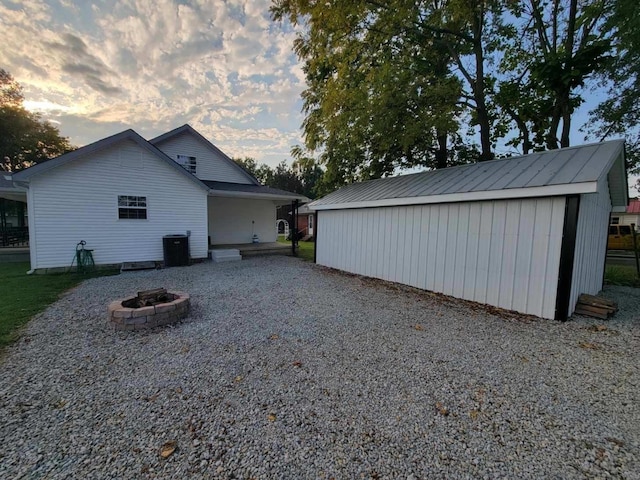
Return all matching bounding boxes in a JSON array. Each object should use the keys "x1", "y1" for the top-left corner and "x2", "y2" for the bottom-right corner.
[
  {"x1": 204, "y1": 180, "x2": 309, "y2": 204},
  {"x1": 0, "y1": 175, "x2": 27, "y2": 202}
]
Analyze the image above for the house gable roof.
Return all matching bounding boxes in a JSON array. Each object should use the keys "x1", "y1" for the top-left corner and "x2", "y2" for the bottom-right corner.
[
  {"x1": 12, "y1": 129, "x2": 210, "y2": 192},
  {"x1": 149, "y1": 124, "x2": 260, "y2": 185},
  {"x1": 310, "y1": 140, "x2": 627, "y2": 211}
]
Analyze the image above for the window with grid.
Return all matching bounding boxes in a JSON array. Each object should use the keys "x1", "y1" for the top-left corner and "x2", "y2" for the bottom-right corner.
[
  {"x1": 118, "y1": 196, "x2": 147, "y2": 219},
  {"x1": 176, "y1": 155, "x2": 197, "y2": 174}
]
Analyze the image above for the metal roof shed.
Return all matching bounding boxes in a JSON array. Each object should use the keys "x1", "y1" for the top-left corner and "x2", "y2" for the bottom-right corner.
[{"x1": 309, "y1": 141, "x2": 628, "y2": 320}]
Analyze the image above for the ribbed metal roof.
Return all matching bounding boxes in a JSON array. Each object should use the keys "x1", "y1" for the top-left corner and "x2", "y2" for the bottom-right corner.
[
  {"x1": 627, "y1": 199, "x2": 640, "y2": 214},
  {"x1": 311, "y1": 140, "x2": 626, "y2": 208}
]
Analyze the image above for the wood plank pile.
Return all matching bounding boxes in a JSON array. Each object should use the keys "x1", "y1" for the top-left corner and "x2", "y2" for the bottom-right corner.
[
  {"x1": 574, "y1": 294, "x2": 618, "y2": 319},
  {"x1": 136, "y1": 288, "x2": 169, "y2": 307}
]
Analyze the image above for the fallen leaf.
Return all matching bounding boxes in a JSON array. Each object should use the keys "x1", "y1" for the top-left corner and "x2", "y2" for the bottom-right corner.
[
  {"x1": 160, "y1": 441, "x2": 177, "y2": 459},
  {"x1": 267, "y1": 413, "x2": 276, "y2": 422},
  {"x1": 269, "y1": 334, "x2": 279, "y2": 340},
  {"x1": 181, "y1": 345, "x2": 190, "y2": 353},
  {"x1": 234, "y1": 375, "x2": 243, "y2": 383},
  {"x1": 579, "y1": 341, "x2": 599, "y2": 350},
  {"x1": 435, "y1": 402, "x2": 449, "y2": 416},
  {"x1": 292, "y1": 361, "x2": 302, "y2": 368},
  {"x1": 469, "y1": 409, "x2": 479, "y2": 420},
  {"x1": 414, "y1": 324, "x2": 424, "y2": 331},
  {"x1": 588, "y1": 325, "x2": 607, "y2": 332},
  {"x1": 605, "y1": 437, "x2": 625, "y2": 447},
  {"x1": 175, "y1": 387, "x2": 182, "y2": 394}
]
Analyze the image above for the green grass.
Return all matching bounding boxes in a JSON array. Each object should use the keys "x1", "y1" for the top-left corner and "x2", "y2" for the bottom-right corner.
[
  {"x1": 0, "y1": 262, "x2": 119, "y2": 349},
  {"x1": 604, "y1": 264, "x2": 640, "y2": 288},
  {"x1": 277, "y1": 236, "x2": 315, "y2": 262}
]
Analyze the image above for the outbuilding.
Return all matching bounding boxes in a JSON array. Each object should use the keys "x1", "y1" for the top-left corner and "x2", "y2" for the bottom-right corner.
[{"x1": 309, "y1": 141, "x2": 628, "y2": 320}]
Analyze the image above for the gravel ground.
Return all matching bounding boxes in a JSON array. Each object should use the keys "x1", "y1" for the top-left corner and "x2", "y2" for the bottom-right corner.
[{"x1": 1, "y1": 256, "x2": 639, "y2": 479}]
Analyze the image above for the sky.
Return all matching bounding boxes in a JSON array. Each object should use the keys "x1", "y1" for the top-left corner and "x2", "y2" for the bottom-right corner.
[
  {"x1": 0, "y1": 0, "x2": 306, "y2": 167},
  {"x1": 0, "y1": 0, "x2": 631, "y2": 195}
]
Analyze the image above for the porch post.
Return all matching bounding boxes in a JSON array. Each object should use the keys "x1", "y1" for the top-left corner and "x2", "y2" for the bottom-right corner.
[
  {"x1": 313, "y1": 211, "x2": 318, "y2": 263},
  {"x1": 291, "y1": 199, "x2": 298, "y2": 256}
]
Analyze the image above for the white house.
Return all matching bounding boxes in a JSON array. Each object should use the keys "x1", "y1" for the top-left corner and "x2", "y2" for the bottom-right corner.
[
  {"x1": 309, "y1": 141, "x2": 628, "y2": 320},
  {"x1": 7, "y1": 125, "x2": 308, "y2": 271}
]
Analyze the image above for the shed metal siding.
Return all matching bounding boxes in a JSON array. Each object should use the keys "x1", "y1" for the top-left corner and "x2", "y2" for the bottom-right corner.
[
  {"x1": 568, "y1": 179, "x2": 612, "y2": 315},
  {"x1": 29, "y1": 139, "x2": 208, "y2": 268},
  {"x1": 154, "y1": 131, "x2": 253, "y2": 184},
  {"x1": 316, "y1": 197, "x2": 566, "y2": 319}
]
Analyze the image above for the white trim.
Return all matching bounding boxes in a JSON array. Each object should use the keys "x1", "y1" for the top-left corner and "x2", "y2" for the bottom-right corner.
[
  {"x1": 208, "y1": 189, "x2": 308, "y2": 202},
  {"x1": 309, "y1": 182, "x2": 598, "y2": 211}
]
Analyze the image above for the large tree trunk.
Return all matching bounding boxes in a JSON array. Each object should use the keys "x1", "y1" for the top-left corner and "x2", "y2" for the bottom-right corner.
[
  {"x1": 473, "y1": 4, "x2": 493, "y2": 162},
  {"x1": 560, "y1": 108, "x2": 571, "y2": 147},
  {"x1": 435, "y1": 131, "x2": 448, "y2": 169}
]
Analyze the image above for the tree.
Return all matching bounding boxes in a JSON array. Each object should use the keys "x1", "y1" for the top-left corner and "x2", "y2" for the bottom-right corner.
[
  {"x1": 270, "y1": 160, "x2": 304, "y2": 193},
  {"x1": 272, "y1": 0, "x2": 475, "y2": 188},
  {"x1": 233, "y1": 156, "x2": 274, "y2": 185},
  {"x1": 233, "y1": 156, "x2": 325, "y2": 199},
  {"x1": 498, "y1": 0, "x2": 613, "y2": 152},
  {"x1": 0, "y1": 69, "x2": 74, "y2": 172},
  {"x1": 589, "y1": 0, "x2": 640, "y2": 173},
  {"x1": 292, "y1": 155, "x2": 324, "y2": 198}
]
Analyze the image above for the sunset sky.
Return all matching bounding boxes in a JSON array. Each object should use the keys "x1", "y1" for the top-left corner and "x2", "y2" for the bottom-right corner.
[
  {"x1": 0, "y1": 0, "x2": 306, "y2": 166},
  {"x1": 0, "y1": 0, "x2": 622, "y2": 177}
]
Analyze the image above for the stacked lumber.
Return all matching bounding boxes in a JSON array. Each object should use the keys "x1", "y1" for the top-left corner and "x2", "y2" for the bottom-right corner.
[
  {"x1": 136, "y1": 288, "x2": 169, "y2": 307},
  {"x1": 574, "y1": 294, "x2": 618, "y2": 319}
]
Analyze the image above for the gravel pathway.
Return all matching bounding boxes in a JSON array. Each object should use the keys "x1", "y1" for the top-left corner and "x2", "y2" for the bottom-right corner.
[{"x1": 1, "y1": 256, "x2": 639, "y2": 479}]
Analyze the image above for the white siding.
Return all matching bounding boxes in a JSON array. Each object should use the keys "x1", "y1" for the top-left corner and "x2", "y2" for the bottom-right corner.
[
  {"x1": 569, "y1": 179, "x2": 612, "y2": 315},
  {"x1": 29, "y1": 139, "x2": 208, "y2": 269},
  {"x1": 154, "y1": 132, "x2": 253, "y2": 184},
  {"x1": 316, "y1": 197, "x2": 566, "y2": 319},
  {"x1": 208, "y1": 197, "x2": 277, "y2": 244},
  {"x1": 613, "y1": 213, "x2": 640, "y2": 226}
]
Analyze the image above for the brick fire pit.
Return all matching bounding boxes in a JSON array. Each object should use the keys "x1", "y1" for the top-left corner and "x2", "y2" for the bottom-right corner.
[{"x1": 108, "y1": 290, "x2": 190, "y2": 330}]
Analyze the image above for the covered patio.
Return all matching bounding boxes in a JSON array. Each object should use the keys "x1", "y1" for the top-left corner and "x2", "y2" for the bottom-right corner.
[{"x1": 204, "y1": 180, "x2": 308, "y2": 251}]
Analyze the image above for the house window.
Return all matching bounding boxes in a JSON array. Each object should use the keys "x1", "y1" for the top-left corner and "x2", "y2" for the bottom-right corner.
[
  {"x1": 176, "y1": 155, "x2": 197, "y2": 174},
  {"x1": 611, "y1": 217, "x2": 620, "y2": 224},
  {"x1": 118, "y1": 196, "x2": 147, "y2": 219},
  {"x1": 308, "y1": 214, "x2": 313, "y2": 230}
]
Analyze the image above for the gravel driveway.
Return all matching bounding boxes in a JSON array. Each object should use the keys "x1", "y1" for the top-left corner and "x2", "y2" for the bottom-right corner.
[{"x1": 1, "y1": 256, "x2": 639, "y2": 479}]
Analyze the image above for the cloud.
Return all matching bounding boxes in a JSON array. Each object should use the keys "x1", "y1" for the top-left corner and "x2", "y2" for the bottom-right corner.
[
  {"x1": 0, "y1": 0, "x2": 306, "y2": 167},
  {"x1": 46, "y1": 33, "x2": 122, "y2": 94}
]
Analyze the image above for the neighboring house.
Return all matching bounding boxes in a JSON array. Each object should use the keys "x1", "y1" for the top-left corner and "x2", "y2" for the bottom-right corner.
[
  {"x1": 275, "y1": 202, "x2": 313, "y2": 238},
  {"x1": 296, "y1": 204, "x2": 314, "y2": 237},
  {"x1": 611, "y1": 198, "x2": 640, "y2": 228},
  {"x1": 7, "y1": 124, "x2": 308, "y2": 271},
  {"x1": 282, "y1": 203, "x2": 314, "y2": 237},
  {"x1": 309, "y1": 140, "x2": 628, "y2": 321}
]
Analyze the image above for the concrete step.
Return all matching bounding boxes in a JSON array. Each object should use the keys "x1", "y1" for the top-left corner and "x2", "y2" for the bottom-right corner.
[{"x1": 210, "y1": 249, "x2": 242, "y2": 263}]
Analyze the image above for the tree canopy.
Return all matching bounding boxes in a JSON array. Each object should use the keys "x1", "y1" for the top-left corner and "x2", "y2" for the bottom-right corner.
[
  {"x1": 589, "y1": 0, "x2": 640, "y2": 176},
  {"x1": 233, "y1": 156, "x2": 324, "y2": 199},
  {"x1": 0, "y1": 69, "x2": 74, "y2": 172},
  {"x1": 272, "y1": 0, "x2": 629, "y2": 187}
]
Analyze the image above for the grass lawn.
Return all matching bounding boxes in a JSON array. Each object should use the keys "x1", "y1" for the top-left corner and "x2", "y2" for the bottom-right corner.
[
  {"x1": 277, "y1": 236, "x2": 315, "y2": 262},
  {"x1": 0, "y1": 262, "x2": 119, "y2": 349},
  {"x1": 604, "y1": 264, "x2": 640, "y2": 288}
]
